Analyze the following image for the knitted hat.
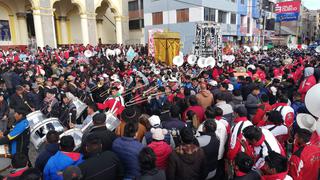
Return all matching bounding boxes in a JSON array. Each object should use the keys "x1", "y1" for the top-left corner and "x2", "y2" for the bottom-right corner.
[{"x1": 151, "y1": 128, "x2": 168, "y2": 141}]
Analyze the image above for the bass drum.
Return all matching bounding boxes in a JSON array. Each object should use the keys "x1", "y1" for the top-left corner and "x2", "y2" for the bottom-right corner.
[
  {"x1": 26, "y1": 111, "x2": 46, "y2": 131},
  {"x1": 60, "y1": 129, "x2": 83, "y2": 151},
  {"x1": 73, "y1": 98, "x2": 88, "y2": 119},
  {"x1": 0, "y1": 144, "x2": 11, "y2": 173},
  {"x1": 105, "y1": 112, "x2": 121, "y2": 131},
  {"x1": 30, "y1": 118, "x2": 64, "y2": 150}
]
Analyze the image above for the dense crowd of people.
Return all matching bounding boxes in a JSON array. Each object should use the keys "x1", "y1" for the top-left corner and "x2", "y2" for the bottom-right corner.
[{"x1": 0, "y1": 44, "x2": 319, "y2": 180}]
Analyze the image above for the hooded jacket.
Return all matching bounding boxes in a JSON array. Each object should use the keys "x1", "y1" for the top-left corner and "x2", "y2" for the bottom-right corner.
[
  {"x1": 196, "y1": 90, "x2": 214, "y2": 109},
  {"x1": 35, "y1": 143, "x2": 59, "y2": 172},
  {"x1": 112, "y1": 137, "x2": 144, "y2": 179},
  {"x1": 166, "y1": 144, "x2": 207, "y2": 180},
  {"x1": 148, "y1": 141, "x2": 172, "y2": 169},
  {"x1": 78, "y1": 151, "x2": 124, "y2": 180},
  {"x1": 43, "y1": 151, "x2": 83, "y2": 180}
]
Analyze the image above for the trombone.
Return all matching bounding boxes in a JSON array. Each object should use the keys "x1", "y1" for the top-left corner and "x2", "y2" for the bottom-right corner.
[
  {"x1": 90, "y1": 83, "x2": 102, "y2": 92},
  {"x1": 122, "y1": 83, "x2": 157, "y2": 98},
  {"x1": 125, "y1": 92, "x2": 164, "y2": 107},
  {"x1": 125, "y1": 85, "x2": 160, "y2": 105},
  {"x1": 99, "y1": 88, "x2": 110, "y2": 98}
]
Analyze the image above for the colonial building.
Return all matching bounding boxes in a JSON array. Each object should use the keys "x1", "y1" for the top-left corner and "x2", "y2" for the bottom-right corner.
[
  {"x1": 0, "y1": 0, "x2": 129, "y2": 48},
  {"x1": 128, "y1": 0, "x2": 144, "y2": 44},
  {"x1": 143, "y1": 0, "x2": 239, "y2": 54}
]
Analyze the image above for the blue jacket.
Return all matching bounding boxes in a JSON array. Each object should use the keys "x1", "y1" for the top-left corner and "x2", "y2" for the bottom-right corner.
[
  {"x1": 0, "y1": 119, "x2": 30, "y2": 155},
  {"x1": 112, "y1": 137, "x2": 144, "y2": 179},
  {"x1": 35, "y1": 143, "x2": 59, "y2": 172},
  {"x1": 43, "y1": 151, "x2": 83, "y2": 180}
]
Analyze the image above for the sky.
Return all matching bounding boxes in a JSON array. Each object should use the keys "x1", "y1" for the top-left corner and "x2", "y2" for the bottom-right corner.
[{"x1": 302, "y1": 0, "x2": 320, "y2": 10}]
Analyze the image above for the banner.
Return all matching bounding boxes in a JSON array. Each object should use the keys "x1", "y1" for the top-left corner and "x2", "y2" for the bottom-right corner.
[
  {"x1": 148, "y1": 29, "x2": 163, "y2": 57},
  {"x1": 275, "y1": 1, "x2": 300, "y2": 14},
  {"x1": 276, "y1": 12, "x2": 299, "y2": 22}
]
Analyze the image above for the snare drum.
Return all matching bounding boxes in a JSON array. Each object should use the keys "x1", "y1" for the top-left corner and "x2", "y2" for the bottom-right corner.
[
  {"x1": 30, "y1": 118, "x2": 64, "y2": 150},
  {"x1": 60, "y1": 129, "x2": 83, "y2": 150},
  {"x1": 27, "y1": 111, "x2": 46, "y2": 131},
  {"x1": 0, "y1": 145, "x2": 11, "y2": 172}
]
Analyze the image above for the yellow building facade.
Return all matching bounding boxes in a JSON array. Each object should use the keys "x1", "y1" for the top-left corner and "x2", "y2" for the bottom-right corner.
[{"x1": 0, "y1": 0, "x2": 129, "y2": 48}]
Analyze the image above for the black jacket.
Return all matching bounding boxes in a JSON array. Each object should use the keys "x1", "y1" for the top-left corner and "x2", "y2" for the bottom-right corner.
[
  {"x1": 139, "y1": 169, "x2": 166, "y2": 180},
  {"x1": 197, "y1": 134, "x2": 220, "y2": 175},
  {"x1": 59, "y1": 102, "x2": 77, "y2": 127},
  {"x1": 234, "y1": 170, "x2": 261, "y2": 180},
  {"x1": 34, "y1": 143, "x2": 59, "y2": 172},
  {"x1": 0, "y1": 100, "x2": 9, "y2": 120},
  {"x1": 9, "y1": 93, "x2": 33, "y2": 112},
  {"x1": 82, "y1": 125, "x2": 116, "y2": 154},
  {"x1": 78, "y1": 151, "x2": 123, "y2": 180}
]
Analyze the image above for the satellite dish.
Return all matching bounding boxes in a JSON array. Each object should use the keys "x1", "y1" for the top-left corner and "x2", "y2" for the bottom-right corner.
[
  {"x1": 305, "y1": 83, "x2": 320, "y2": 117},
  {"x1": 187, "y1": 55, "x2": 197, "y2": 66},
  {"x1": 173, "y1": 55, "x2": 184, "y2": 67}
]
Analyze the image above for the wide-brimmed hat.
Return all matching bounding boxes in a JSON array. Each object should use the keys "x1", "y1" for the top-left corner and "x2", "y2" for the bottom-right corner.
[
  {"x1": 296, "y1": 113, "x2": 316, "y2": 132},
  {"x1": 121, "y1": 106, "x2": 141, "y2": 123},
  {"x1": 316, "y1": 119, "x2": 320, "y2": 135},
  {"x1": 66, "y1": 75, "x2": 75, "y2": 81}
]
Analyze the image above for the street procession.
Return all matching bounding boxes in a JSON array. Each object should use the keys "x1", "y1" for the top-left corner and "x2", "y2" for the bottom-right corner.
[{"x1": 0, "y1": 0, "x2": 319, "y2": 179}]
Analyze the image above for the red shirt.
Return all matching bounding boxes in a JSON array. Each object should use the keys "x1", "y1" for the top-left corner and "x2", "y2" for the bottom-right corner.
[
  {"x1": 289, "y1": 143, "x2": 320, "y2": 180},
  {"x1": 262, "y1": 172, "x2": 291, "y2": 180},
  {"x1": 298, "y1": 75, "x2": 317, "y2": 101},
  {"x1": 253, "y1": 102, "x2": 272, "y2": 125},
  {"x1": 183, "y1": 105, "x2": 205, "y2": 123},
  {"x1": 97, "y1": 98, "x2": 124, "y2": 116},
  {"x1": 310, "y1": 132, "x2": 320, "y2": 146}
]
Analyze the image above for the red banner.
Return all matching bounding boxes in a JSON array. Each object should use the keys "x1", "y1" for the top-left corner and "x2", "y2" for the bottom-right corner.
[{"x1": 275, "y1": 1, "x2": 301, "y2": 14}]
